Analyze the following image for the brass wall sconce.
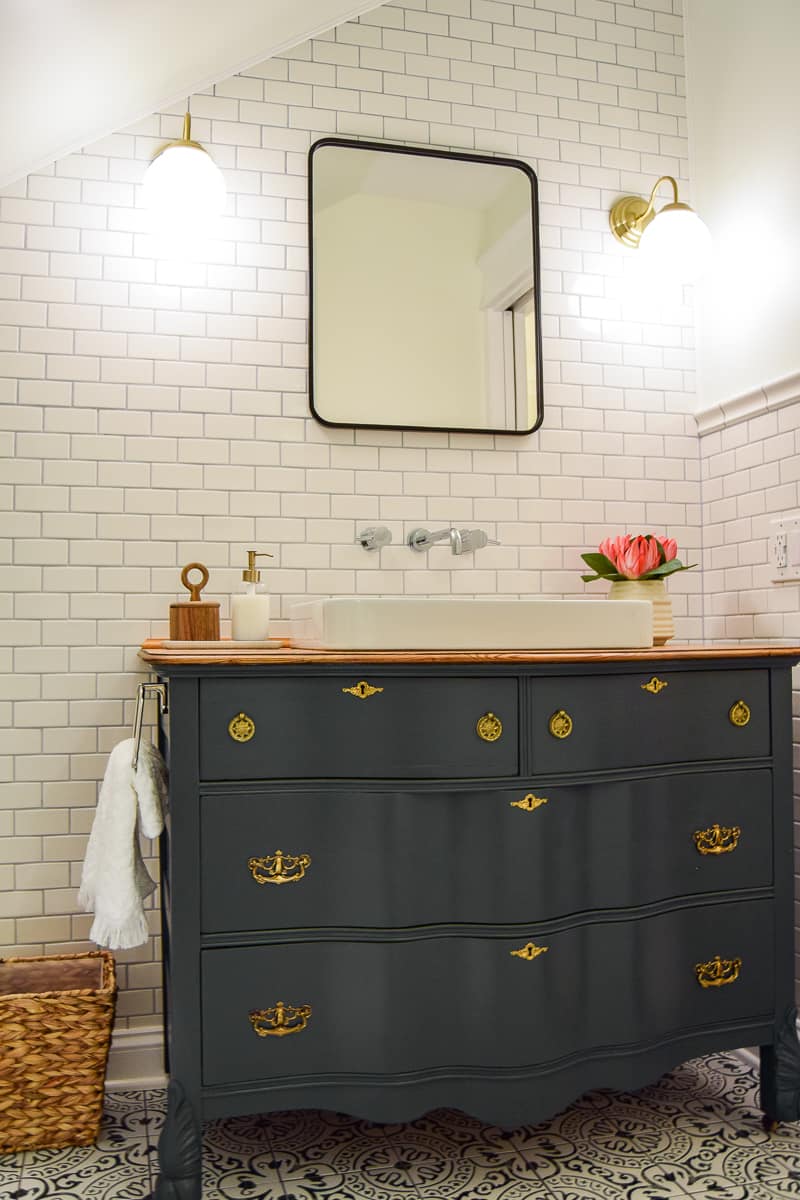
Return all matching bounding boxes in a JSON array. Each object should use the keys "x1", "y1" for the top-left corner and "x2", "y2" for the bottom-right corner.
[
  {"x1": 142, "y1": 103, "x2": 226, "y2": 237},
  {"x1": 609, "y1": 175, "x2": 711, "y2": 281}
]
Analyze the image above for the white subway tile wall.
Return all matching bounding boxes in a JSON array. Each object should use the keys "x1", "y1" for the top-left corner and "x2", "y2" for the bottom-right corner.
[
  {"x1": 699, "y1": 405, "x2": 800, "y2": 989},
  {"x1": 3, "y1": 0, "x2": 707, "y2": 1026}
]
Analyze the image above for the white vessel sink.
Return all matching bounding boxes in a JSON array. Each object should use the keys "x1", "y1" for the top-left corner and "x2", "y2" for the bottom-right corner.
[{"x1": 289, "y1": 596, "x2": 653, "y2": 651}]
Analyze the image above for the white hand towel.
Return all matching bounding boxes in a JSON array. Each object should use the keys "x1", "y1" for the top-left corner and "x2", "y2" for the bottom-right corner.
[{"x1": 78, "y1": 737, "x2": 167, "y2": 950}]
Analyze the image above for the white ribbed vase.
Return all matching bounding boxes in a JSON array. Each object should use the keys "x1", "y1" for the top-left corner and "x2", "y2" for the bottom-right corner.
[{"x1": 608, "y1": 578, "x2": 674, "y2": 645}]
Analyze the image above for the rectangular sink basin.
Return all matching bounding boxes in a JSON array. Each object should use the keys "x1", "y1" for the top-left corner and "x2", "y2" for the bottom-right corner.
[{"x1": 289, "y1": 596, "x2": 653, "y2": 651}]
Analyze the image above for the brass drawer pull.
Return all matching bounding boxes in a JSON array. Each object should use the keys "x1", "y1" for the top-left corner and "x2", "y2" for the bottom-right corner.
[
  {"x1": 228, "y1": 712, "x2": 255, "y2": 742},
  {"x1": 249, "y1": 1001, "x2": 312, "y2": 1038},
  {"x1": 510, "y1": 794, "x2": 548, "y2": 812},
  {"x1": 693, "y1": 825, "x2": 741, "y2": 855},
  {"x1": 342, "y1": 680, "x2": 384, "y2": 699},
  {"x1": 510, "y1": 942, "x2": 548, "y2": 960},
  {"x1": 248, "y1": 850, "x2": 311, "y2": 885},
  {"x1": 548, "y1": 709, "x2": 573, "y2": 739},
  {"x1": 729, "y1": 700, "x2": 751, "y2": 727},
  {"x1": 695, "y1": 956, "x2": 742, "y2": 989},
  {"x1": 476, "y1": 712, "x2": 503, "y2": 742},
  {"x1": 641, "y1": 676, "x2": 668, "y2": 694}
]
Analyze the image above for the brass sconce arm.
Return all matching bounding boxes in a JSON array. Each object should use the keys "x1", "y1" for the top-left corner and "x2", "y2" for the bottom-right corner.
[{"x1": 610, "y1": 174, "x2": 686, "y2": 248}]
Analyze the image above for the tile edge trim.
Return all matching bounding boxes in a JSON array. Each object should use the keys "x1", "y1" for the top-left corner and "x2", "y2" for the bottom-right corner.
[{"x1": 694, "y1": 369, "x2": 800, "y2": 436}]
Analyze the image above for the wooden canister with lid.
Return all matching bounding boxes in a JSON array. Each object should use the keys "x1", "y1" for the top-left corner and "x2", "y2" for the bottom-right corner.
[{"x1": 169, "y1": 563, "x2": 220, "y2": 640}]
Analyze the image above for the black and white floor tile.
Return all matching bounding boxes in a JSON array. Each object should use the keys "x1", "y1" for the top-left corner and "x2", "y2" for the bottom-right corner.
[{"x1": 1, "y1": 1053, "x2": 799, "y2": 1199}]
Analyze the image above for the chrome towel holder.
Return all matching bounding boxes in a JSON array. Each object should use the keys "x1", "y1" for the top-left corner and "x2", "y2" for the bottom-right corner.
[{"x1": 132, "y1": 681, "x2": 169, "y2": 769}]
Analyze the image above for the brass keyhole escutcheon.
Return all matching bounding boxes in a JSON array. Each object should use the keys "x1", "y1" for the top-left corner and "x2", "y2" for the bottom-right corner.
[
  {"x1": 729, "y1": 700, "x2": 751, "y2": 727},
  {"x1": 342, "y1": 680, "x2": 384, "y2": 699},
  {"x1": 549, "y1": 709, "x2": 573, "y2": 739},
  {"x1": 228, "y1": 712, "x2": 256, "y2": 742},
  {"x1": 510, "y1": 794, "x2": 548, "y2": 812},
  {"x1": 476, "y1": 712, "x2": 503, "y2": 742},
  {"x1": 641, "y1": 676, "x2": 668, "y2": 694},
  {"x1": 510, "y1": 942, "x2": 549, "y2": 961}
]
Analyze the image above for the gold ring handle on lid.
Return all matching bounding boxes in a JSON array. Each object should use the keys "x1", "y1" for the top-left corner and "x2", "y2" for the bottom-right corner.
[
  {"x1": 249, "y1": 1001, "x2": 312, "y2": 1037},
  {"x1": 228, "y1": 712, "x2": 255, "y2": 742},
  {"x1": 342, "y1": 680, "x2": 384, "y2": 699},
  {"x1": 641, "y1": 676, "x2": 668, "y2": 694},
  {"x1": 510, "y1": 942, "x2": 549, "y2": 960},
  {"x1": 729, "y1": 700, "x2": 751, "y2": 727},
  {"x1": 548, "y1": 710, "x2": 573, "y2": 739},
  {"x1": 510, "y1": 794, "x2": 548, "y2": 812},
  {"x1": 476, "y1": 713, "x2": 503, "y2": 742},
  {"x1": 695, "y1": 956, "x2": 741, "y2": 989},
  {"x1": 693, "y1": 825, "x2": 741, "y2": 856},
  {"x1": 248, "y1": 851, "x2": 311, "y2": 885}
]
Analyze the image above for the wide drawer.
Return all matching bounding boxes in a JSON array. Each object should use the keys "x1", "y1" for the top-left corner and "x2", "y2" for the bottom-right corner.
[
  {"x1": 200, "y1": 768, "x2": 773, "y2": 932},
  {"x1": 199, "y1": 675, "x2": 518, "y2": 780},
  {"x1": 531, "y1": 669, "x2": 770, "y2": 773},
  {"x1": 201, "y1": 898, "x2": 774, "y2": 1085}
]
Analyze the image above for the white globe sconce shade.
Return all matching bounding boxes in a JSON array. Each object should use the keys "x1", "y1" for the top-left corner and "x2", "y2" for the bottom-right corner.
[
  {"x1": 142, "y1": 113, "x2": 226, "y2": 237},
  {"x1": 609, "y1": 175, "x2": 712, "y2": 284}
]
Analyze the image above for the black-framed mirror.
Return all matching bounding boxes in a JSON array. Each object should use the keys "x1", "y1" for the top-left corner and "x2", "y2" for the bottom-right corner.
[{"x1": 308, "y1": 138, "x2": 543, "y2": 435}]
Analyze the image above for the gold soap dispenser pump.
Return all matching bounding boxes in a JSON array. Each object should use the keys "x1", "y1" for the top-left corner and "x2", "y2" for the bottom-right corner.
[{"x1": 231, "y1": 549, "x2": 273, "y2": 641}]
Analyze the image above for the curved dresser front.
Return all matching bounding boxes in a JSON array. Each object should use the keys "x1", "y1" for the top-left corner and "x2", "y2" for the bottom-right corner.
[{"x1": 139, "y1": 642, "x2": 800, "y2": 1198}]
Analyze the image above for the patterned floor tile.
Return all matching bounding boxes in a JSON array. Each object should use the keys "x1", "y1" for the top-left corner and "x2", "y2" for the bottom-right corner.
[
  {"x1": 7, "y1": 1052, "x2": 800, "y2": 1198},
  {"x1": 0, "y1": 1159, "x2": 23, "y2": 1196}
]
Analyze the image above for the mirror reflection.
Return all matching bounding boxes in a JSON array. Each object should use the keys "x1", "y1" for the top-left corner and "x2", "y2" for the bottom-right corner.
[{"x1": 309, "y1": 139, "x2": 543, "y2": 435}]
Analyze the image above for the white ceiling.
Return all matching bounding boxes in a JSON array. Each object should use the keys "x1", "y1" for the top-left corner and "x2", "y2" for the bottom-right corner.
[{"x1": 0, "y1": 0, "x2": 383, "y2": 190}]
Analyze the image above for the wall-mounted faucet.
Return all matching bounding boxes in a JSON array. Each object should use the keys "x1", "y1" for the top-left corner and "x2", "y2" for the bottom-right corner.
[
  {"x1": 356, "y1": 526, "x2": 393, "y2": 551},
  {"x1": 407, "y1": 527, "x2": 500, "y2": 556}
]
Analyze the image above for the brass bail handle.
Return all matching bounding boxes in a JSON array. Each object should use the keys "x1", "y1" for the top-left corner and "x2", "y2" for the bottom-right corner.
[{"x1": 180, "y1": 561, "x2": 210, "y2": 602}]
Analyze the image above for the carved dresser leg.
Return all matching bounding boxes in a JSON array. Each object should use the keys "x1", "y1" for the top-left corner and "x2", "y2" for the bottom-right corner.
[
  {"x1": 760, "y1": 1007, "x2": 800, "y2": 1125},
  {"x1": 151, "y1": 1080, "x2": 202, "y2": 1200}
]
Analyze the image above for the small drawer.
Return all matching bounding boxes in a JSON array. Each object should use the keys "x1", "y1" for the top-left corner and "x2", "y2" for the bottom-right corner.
[
  {"x1": 200, "y1": 768, "x2": 772, "y2": 933},
  {"x1": 531, "y1": 669, "x2": 770, "y2": 773},
  {"x1": 201, "y1": 898, "x2": 774, "y2": 1086},
  {"x1": 199, "y1": 675, "x2": 518, "y2": 780}
]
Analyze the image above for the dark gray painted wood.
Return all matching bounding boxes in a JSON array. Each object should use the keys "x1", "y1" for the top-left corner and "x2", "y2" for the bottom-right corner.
[
  {"x1": 150, "y1": 654, "x2": 800, "y2": 1200},
  {"x1": 201, "y1": 898, "x2": 774, "y2": 1086},
  {"x1": 200, "y1": 1018, "x2": 775, "y2": 1126},
  {"x1": 200, "y1": 767, "x2": 773, "y2": 932},
  {"x1": 530, "y1": 669, "x2": 770, "y2": 773},
  {"x1": 198, "y1": 675, "x2": 519, "y2": 779}
]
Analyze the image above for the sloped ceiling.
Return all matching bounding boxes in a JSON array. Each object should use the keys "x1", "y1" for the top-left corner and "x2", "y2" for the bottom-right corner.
[{"x1": 0, "y1": 0, "x2": 383, "y2": 189}]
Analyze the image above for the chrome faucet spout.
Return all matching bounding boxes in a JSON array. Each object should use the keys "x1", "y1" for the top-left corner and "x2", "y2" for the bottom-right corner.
[{"x1": 407, "y1": 527, "x2": 500, "y2": 555}]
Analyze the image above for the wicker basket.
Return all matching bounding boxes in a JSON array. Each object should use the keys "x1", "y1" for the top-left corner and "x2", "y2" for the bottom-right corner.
[{"x1": 0, "y1": 950, "x2": 117, "y2": 1151}]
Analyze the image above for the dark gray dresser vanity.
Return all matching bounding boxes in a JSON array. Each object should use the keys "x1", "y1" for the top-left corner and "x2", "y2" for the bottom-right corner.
[{"x1": 139, "y1": 641, "x2": 800, "y2": 1199}]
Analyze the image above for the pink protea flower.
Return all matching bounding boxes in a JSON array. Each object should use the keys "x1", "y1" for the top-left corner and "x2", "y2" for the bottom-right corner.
[
  {"x1": 599, "y1": 535, "x2": 627, "y2": 568},
  {"x1": 581, "y1": 532, "x2": 695, "y2": 584},
  {"x1": 615, "y1": 535, "x2": 661, "y2": 579}
]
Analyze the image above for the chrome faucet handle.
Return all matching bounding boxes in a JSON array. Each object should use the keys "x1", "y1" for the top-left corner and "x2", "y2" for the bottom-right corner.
[
  {"x1": 407, "y1": 528, "x2": 453, "y2": 552},
  {"x1": 356, "y1": 526, "x2": 392, "y2": 551},
  {"x1": 456, "y1": 529, "x2": 500, "y2": 554},
  {"x1": 407, "y1": 527, "x2": 500, "y2": 555}
]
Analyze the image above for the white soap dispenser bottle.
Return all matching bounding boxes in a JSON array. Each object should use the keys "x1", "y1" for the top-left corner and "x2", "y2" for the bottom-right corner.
[{"x1": 231, "y1": 549, "x2": 273, "y2": 641}]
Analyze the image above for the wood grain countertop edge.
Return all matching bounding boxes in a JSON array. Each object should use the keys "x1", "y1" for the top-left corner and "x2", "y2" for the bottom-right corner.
[{"x1": 138, "y1": 639, "x2": 800, "y2": 667}]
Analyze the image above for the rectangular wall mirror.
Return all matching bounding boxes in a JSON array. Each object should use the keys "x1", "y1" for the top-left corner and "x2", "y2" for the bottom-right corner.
[{"x1": 308, "y1": 138, "x2": 543, "y2": 435}]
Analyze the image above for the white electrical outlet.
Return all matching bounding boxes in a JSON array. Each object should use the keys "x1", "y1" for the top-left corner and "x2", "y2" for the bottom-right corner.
[{"x1": 770, "y1": 512, "x2": 800, "y2": 582}]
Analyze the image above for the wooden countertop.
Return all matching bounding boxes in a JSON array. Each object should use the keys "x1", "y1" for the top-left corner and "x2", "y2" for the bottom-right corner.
[{"x1": 139, "y1": 638, "x2": 800, "y2": 667}]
